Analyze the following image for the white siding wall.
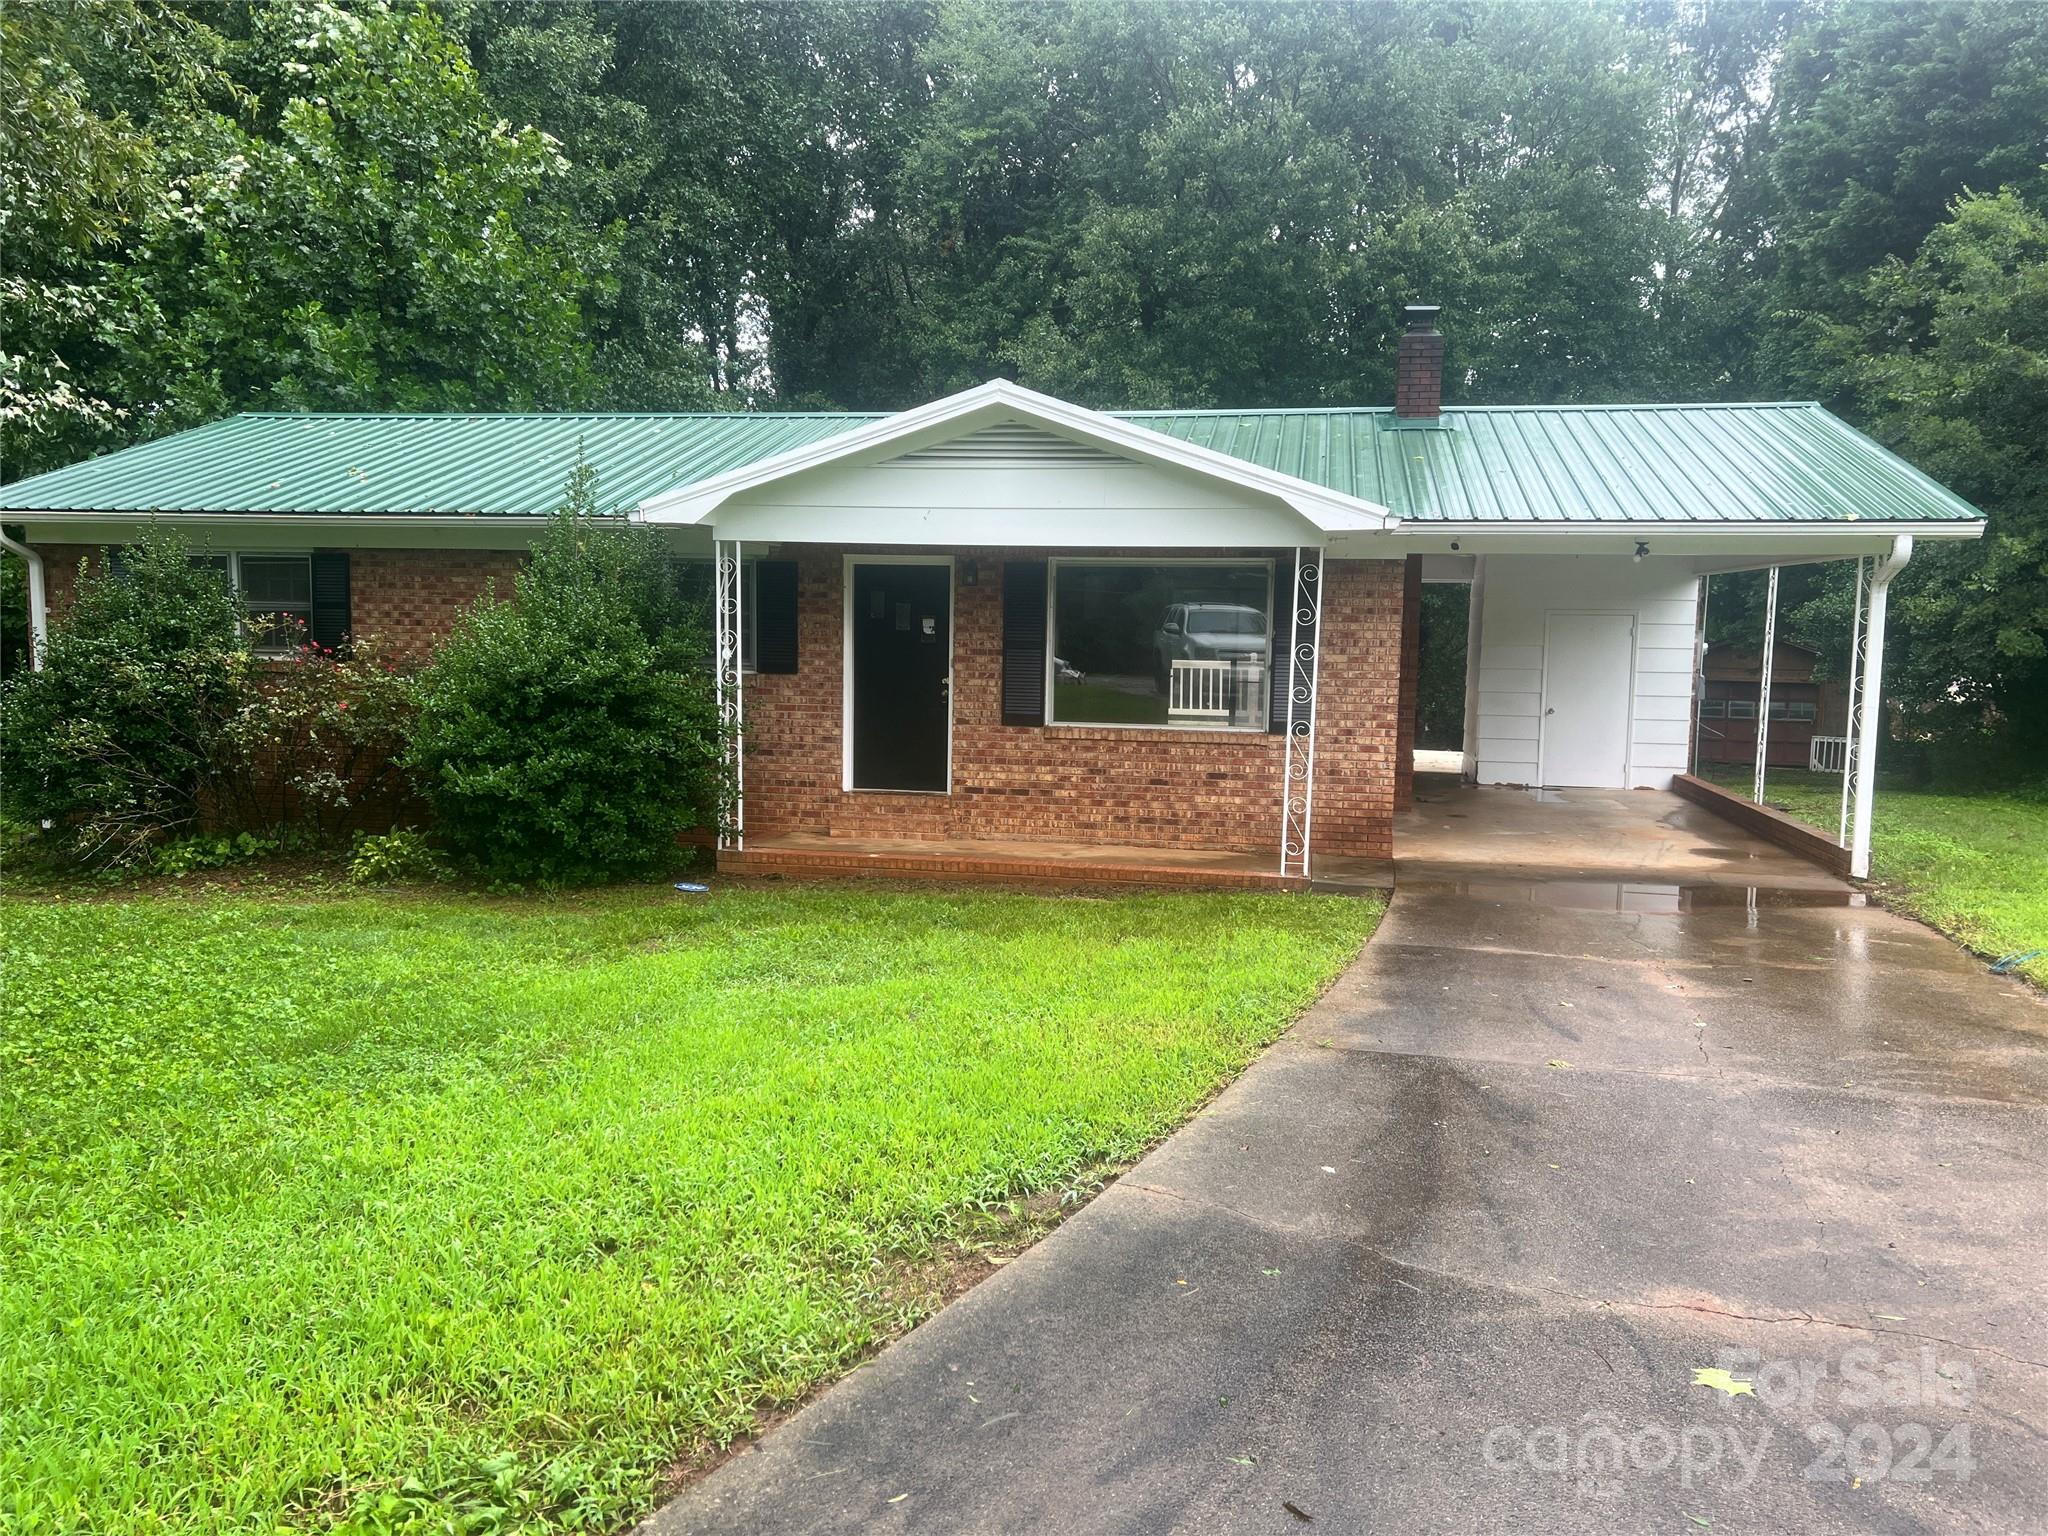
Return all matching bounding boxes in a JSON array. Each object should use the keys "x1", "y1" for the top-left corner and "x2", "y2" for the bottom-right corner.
[
  {"x1": 716, "y1": 454, "x2": 1317, "y2": 548},
  {"x1": 1471, "y1": 554, "x2": 1700, "y2": 790}
]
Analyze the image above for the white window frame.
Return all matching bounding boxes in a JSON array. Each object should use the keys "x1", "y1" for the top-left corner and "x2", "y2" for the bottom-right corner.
[
  {"x1": 192, "y1": 551, "x2": 315, "y2": 657},
  {"x1": 1044, "y1": 556, "x2": 1276, "y2": 732}
]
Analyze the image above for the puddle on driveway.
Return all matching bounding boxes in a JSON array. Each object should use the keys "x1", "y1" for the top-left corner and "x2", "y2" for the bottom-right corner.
[{"x1": 1405, "y1": 878, "x2": 1867, "y2": 914}]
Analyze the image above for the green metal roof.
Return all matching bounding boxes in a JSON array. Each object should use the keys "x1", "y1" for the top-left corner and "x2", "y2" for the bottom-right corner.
[{"x1": 1, "y1": 401, "x2": 1984, "y2": 525}]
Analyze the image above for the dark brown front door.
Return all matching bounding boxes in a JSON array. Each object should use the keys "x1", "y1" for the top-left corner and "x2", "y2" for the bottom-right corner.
[{"x1": 851, "y1": 562, "x2": 950, "y2": 792}]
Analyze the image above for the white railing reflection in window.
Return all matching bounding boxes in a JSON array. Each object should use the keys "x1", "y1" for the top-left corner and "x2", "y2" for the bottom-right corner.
[{"x1": 1167, "y1": 658, "x2": 1266, "y2": 726}]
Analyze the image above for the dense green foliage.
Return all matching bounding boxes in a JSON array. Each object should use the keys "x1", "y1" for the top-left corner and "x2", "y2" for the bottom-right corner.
[
  {"x1": 0, "y1": 530, "x2": 246, "y2": 863},
  {"x1": 1, "y1": 0, "x2": 598, "y2": 477},
  {"x1": 0, "y1": 883, "x2": 1378, "y2": 1533},
  {"x1": 406, "y1": 469, "x2": 724, "y2": 884},
  {"x1": 0, "y1": 526, "x2": 418, "y2": 864},
  {"x1": 1701, "y1": 765, "x2": 2047, "y2": 984},
  {"x1": 3, "y1": 0, "x2": 2043, "y2": 752}
]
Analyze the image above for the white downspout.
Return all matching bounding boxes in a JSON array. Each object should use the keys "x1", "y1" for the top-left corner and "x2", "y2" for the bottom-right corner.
[
  {"x1": 0, "y1": 528, "x2": 48, "y2": 669},
  {"x1": 1849, "y1": 535, "x2": 1913, "y2": 880}
]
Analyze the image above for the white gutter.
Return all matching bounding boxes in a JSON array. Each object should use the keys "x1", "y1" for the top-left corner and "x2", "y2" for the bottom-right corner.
[
  {"x1": 0, "y1": 528, "x2": 47, "y2": 669},
  {"x1": 1385, "y1": 520, "x2": 1983, "y2": 544},
  {"x1": 0, "y1": 510, "x2": 628, "y2": 528},
  {"x1": 1849, "y1": 534, "x2": 1913, "y2": 880}
]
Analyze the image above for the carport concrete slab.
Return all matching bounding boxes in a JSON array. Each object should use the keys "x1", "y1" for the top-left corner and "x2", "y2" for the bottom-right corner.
[
  {"x1": 643, "y1": 788, "x2": 2048, "y2": 1535},
  {"x1": 1396, "y1": 779, "x2": 1847, "y2": 890}
]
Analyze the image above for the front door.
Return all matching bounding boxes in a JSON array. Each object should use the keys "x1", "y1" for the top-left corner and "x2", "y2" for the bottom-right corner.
[
  {"x1": 850, "y1": 561, "x2": 951, "y2": 792},
  {"x1": 1539, "y1": 611, "x2": 1634, "y2": 788}
]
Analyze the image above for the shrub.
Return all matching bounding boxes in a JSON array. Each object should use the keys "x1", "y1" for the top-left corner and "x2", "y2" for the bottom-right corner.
[
  {"x1": 0, "y1": 528, "x2": 248, "y2": 865},
  {"x1": 220, "y1": 640, "x2": 419, "y2": 839},
  {"x1": 404, "y1": 466, "x2": 726, "y2": 884},
  {"x1": 347, "y1": 828, "x2": 444, "y2": 885},
  {"x1": 151, "y1": 831, "x2": 283, "y2": 878}
]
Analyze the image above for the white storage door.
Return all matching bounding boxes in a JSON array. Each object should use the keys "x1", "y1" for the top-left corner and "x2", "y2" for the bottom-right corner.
[{"x1": 1538, "y1": 612, "x2": 1635, "y2": 787}]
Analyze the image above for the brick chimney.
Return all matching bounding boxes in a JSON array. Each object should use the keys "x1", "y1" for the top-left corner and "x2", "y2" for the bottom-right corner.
[{"x1": 1394, "y1": 304, "x2": 1445, "y2": 422}]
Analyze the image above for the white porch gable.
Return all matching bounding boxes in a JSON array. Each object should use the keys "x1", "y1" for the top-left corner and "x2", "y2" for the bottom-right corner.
[{"x1": 636, "y1": 379, "x2": 1394, "y2": 548}]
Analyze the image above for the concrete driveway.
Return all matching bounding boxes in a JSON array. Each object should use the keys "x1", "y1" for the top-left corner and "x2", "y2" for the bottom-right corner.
[{"x1": 645, "y1": 785, "x2": 2048, "y2": 1535}]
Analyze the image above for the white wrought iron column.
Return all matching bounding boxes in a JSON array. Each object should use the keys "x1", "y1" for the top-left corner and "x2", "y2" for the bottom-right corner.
[
  {"x1": 1850, "y1": 536, "x2": 1913, "y2": 880},
  {"x1": 1692, "y1": 574, "x2": 1711, "y2": 778},
  {"x1": 1752, "y1": 565, "x2": 1778, "y2": 804},
  {"x1": 1837, "y1": 556, "x2": 1870, "y2": 847},
  {"x1": 714, "y1": 538, "x2": 746, "y2": 851},
  {"x1": 1278, "y1": 547, "x2": 1324, "y2": 880}
]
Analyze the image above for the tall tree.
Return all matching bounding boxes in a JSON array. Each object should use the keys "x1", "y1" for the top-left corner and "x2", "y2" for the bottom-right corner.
[
  {"x1": 1761, "y1": 0, "x2": 2048, "y2": 392},
  {"x1": 0, "y1": 0, "x2": 212, "y2": 475}
]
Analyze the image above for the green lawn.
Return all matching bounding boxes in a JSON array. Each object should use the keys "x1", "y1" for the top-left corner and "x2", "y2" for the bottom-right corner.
[
  {"x1": 1703, "y1": 765, "x2": 2047, "y2": 984},
  {"x1": 0, "y1": 882, "x2": 1376, "y2": 1535}
]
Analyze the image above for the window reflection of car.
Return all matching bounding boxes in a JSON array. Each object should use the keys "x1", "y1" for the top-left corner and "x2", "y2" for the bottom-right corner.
[
  {"x1": 1054, "y1": 656, "x2": 1084, "y2": 682},
  {"x1": 1154, "y1": 603, "x2": 1268, "y2": 686}
]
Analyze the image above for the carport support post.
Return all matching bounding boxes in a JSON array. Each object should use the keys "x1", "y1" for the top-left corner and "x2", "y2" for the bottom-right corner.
[
  {"x1": 1838, "y1": 557, "x2": 1869, "y2": 846},
  {"x1": 1752, "y1": 565, "x2": 1778, "y2": 804},
  {"x1": 1850, "y1": 536, "x2": 1913, "y2": 880},
  {"x1": 714, "y1": 538, "x2": 745, "y2": 851}
]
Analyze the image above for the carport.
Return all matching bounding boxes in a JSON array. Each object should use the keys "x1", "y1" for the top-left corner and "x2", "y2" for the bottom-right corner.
[{"x1": 1398, "y1": 513, "x2": 1971, "y2": 881}]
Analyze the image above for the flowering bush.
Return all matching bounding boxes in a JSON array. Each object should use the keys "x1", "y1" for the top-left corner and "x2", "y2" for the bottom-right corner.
[{"x1": 219, "y1": 640, "x2": 418, "y2": 841}]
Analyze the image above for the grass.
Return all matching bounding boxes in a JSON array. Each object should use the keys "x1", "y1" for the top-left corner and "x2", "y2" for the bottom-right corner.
[
  {"x1": 0, "y1": 880, "x2": 1377, "y2": 1535},
  {"x1": 1701, "y1": 764, "x2": 2047, "y2": 984}
]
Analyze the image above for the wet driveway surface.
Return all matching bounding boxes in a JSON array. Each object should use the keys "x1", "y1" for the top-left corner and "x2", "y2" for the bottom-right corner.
[{"x1": 645, "y1": 788, "x2": 2048, "y2": 1535}]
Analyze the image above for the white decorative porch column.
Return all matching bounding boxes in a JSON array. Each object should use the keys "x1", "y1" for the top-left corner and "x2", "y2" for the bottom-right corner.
[
  {"x1": 714, "y1": 538, "x2": 746, "y2": 851},
  {"x1": 1848, "y1": 536, "x2": 1913, "y2": 880},
  {"x1": 1278, "y1": 547, "x2": 1324, "y2": 880},
  {"x1": 1752, "y1": 565, "x2": 1779, "y2": 804}
]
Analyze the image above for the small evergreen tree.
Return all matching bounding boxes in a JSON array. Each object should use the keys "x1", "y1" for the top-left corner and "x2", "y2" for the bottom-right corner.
[{"x1": 404, "y1": 463, "x2": 725, "y2": 884}]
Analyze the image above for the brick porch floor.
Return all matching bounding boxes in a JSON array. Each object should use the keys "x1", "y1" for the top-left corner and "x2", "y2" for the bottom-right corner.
[{"x1": 718, "y1": 831, "x2": 1393, "y2": 894}]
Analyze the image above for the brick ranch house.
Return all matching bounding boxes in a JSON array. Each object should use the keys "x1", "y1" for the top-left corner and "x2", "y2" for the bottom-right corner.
[{"x1": 2, "y1": 310, "x2": 1986, "y2": 884}]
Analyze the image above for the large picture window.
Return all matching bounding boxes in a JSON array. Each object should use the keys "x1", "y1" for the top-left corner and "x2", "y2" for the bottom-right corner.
[{"x1": 1049, "y1": 559, "x2": 1272, "y2": 729}]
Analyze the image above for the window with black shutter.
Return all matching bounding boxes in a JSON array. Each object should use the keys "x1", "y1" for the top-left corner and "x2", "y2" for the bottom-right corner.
[
  {"x1": 1001, "y1": 559, "x2": 1048, "y2": 726},
  {"x1": 1269, "y1": 555, "x2": 1318, "y2": 733},
  {"x1": 753, "y1": 559, "x2": 798, "y2": 673}
]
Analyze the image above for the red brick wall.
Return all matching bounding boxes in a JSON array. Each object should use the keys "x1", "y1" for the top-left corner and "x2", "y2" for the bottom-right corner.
[
  {"x1": 34, "y1": 543, "x2": 521, "y2": 661},
  {"x1": 35, "y1": 544, "x2": 101, "y2": 621},
  {"x1": 743, "y1": 550, "x2": 1405, "y2": 859},
  {"x1": 33, "y1": 537, "x2": 1409, "y2": 858},
  {"x1": 1394, "y1": 554, "x2": 1423, "y2": 811},
  {"x1": 349, "y1": 548, "x2": 523, "y2": 659}
]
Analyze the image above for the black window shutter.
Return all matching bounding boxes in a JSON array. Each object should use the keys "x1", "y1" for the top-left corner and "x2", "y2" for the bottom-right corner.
[
  {"x1": 753, "y1": 559, "x2": 799, "y2": 673},
  {"x1": 107, "y1": 546, "x2": 130, "y2": 580},
  {"x1": 1001, "y1": 559, "x2": 1048, "y2": 726},
  {"x1": 310, "y1": 551, "x2": 351, "y2": 651},
  {"x1": 1268, "y1": 555, "x2": 1318, "y2": 734}
]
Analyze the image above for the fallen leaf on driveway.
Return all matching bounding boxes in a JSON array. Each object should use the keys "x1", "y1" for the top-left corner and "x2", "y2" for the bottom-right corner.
[
  {"x1": 1691, "y1": 1367, "x2": 1755, "y2": 1398},
  {"x1": 1546, "y1": 1059, "x2": 1571, "y2": 1069},
  {"x1": 1282, "y1": 1500, "x2": 1314, "y2": 1522}
]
